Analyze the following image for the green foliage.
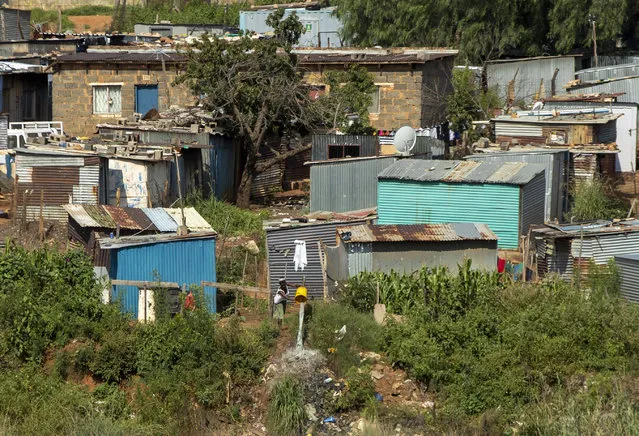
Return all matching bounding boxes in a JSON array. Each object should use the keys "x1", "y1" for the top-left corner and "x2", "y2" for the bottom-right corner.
[
  {"x1": 568, "y1": 178, "x2": 627, "y2": 221},
  {"x1": 343, "y1": 260, "x2": 501, "y2": 317},
  {"x1": 266, "y1": 376, "x2": 306, "y2": 435},
  {"x1": 335, "y1": 366, "x2": 375, "y2": 411},
  {"x1": 447, "y1": 68, "x2": 502, "y2": 132},
  {"x1": 30, "y1": 8, "x2": 74, "y2": 31},
  {"x1": 317, "y1": 65, "x2": 377, "y2": 134},
  {"x1": 304, "y1": 302, "x2": 381, "y2": 376},
  {"x1": 335, "y1": 0, "x2": 638, "y2": 64},
  {"x1": 187, "y1": 191, "x2": 267, "y2": 237},
  {"x1": 382, "y1": 267, "x2": 639, "y2": 422},
  {"x1": 0, "y1": 246, "x2": 275, "y2": 433},
  {"x1": 0, "y1": 246, "x2": 118, "y2": 362}
]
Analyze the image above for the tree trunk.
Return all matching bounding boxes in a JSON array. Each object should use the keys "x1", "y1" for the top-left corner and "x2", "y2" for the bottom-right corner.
[{"x1": 236, "y1": 151, "x2": 257, "y2": 209}]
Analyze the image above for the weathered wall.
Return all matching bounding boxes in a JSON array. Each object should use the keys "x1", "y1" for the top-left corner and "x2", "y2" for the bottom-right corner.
[
  {"x1": 302, "y1": 60, "x2": 452, "y2": 131},
  {"x1": 1, "y1": 73, "x2": 50, "y2": 122},
  {"x1": 52, "y1": 63, "x2": 195, "y2": 137},
  {"x1": 371, "y1": 241, "x2": 497, "y2": 273}
]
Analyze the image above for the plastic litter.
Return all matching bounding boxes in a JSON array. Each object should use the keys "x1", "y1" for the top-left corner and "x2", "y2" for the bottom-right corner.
[
  {"x1": 323, "y1": 416, "x2": 336, "y2": 424},
  {"x1": 375, "y1": 392, "x2": 384, "y2": 402},
  {"x1": 324, "y1": 377, "x2": 333, "y2": 384}
]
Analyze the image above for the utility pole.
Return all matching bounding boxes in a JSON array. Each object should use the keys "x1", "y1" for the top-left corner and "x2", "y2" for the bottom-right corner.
[{"x1": 589, "y1": 14, "x2": 598, "y2": 68}]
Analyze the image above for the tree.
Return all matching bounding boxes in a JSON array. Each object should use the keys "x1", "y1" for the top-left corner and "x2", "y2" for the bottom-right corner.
[
  {"x1": 447, "y1": 68, "x2": 501, "y2": 133},
  {"x1": 334, "y1": 0, "x2": 635, "y2": 64},
  {"x1": 316, "y1": 65, "x2": 377, "y2": 134},
  {"x1": 176, "y1": 10, "x2": 314, "y2": 208}
]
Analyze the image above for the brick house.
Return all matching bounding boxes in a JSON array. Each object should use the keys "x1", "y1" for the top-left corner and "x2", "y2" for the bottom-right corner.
[
  {"x1": 296, "y1": 48, "x2": 458, "y2": 130},
  {"x1": 52, "y1": 51, "x2": 195, "y2": 137}
]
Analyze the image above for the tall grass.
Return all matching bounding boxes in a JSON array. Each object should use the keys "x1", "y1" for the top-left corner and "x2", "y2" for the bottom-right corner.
[
  {"x1": 266, "y1": 376, "x2": 306, "y2": 435},
  {"x1": 568, "y1": 177, "x2": 627, "y2": 221},
  {"x1": 186, "y1": 191, "x2": 267, "y2": 237}
]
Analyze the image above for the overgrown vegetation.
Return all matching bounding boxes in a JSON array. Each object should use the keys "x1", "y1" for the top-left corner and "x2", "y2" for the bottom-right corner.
[
  {"x1": 0, "y1": 245, "x2": 277, "y2": 433},
  {"x1": 186, "y1": 191, "x2": 267, "y2": 237},
  {"x1": 266, "y1": 376, "x2": 306, "y2": 435},
  {"x1": 447, "y1": 68, "x2": 502, "y2": 133},
  {"x1": 340, "y1": 260, "x2": 639, "y2": 431},
  {"x1": 568, "y1": 177, "x2": 627, "y2": 221}
]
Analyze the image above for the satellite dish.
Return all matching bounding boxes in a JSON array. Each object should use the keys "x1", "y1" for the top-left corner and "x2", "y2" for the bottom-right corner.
[{"x1": 393, "y1": 126, "x2": 417, "y2": 156}]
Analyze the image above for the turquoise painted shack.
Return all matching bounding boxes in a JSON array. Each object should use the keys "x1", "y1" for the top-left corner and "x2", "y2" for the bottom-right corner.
[
  {"x1": 377, "y1": 159, "x2": 546, "y2": 249},
  {"x1": 100, "y1": 233, "x2": 217, "y2": 317}
]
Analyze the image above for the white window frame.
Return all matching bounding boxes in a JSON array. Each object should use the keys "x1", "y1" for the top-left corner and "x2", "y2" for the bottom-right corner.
[{"x1": 91, "y1": 83, "x2": 123, "y2": 115}]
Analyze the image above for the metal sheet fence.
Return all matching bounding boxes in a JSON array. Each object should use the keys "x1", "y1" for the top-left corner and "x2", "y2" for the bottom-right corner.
[
  {"x1": 616, "y1": 256, "x2": 639, "y2": 304},
  {"x1": 312, "y1": 134, "x2": 379, "y2": 161}
]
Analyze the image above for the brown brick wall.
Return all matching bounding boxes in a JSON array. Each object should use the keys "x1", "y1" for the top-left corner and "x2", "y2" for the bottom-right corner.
[
  {"x1": 52, "y1": 63, "x2": 195, "y2": 137},
  {"x1": 301, "y1": 60, "x2": 453, "y2": 131}
]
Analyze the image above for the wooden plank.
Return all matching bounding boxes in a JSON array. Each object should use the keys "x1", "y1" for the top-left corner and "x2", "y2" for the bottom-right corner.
[
  {"x1": 201, "y1": 281, "x2": 270, "y2": 294},
  {"x1": 111, "y1": 279, "x2": 180, "y2": 288}
]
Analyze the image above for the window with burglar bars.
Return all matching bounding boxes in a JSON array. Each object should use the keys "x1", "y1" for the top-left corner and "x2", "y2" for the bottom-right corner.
[{"x1": 93, "y1": 85, "x2": 122, "y2": 115}]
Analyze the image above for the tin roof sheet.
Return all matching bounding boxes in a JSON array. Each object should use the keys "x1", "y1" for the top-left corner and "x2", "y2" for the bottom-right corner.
[
  {"x1": 377, "y1": 159, "x2": 545, "y2": 185},
  {"x1": 63, "y1": 205, "x2": 212, "y2": 233},
  {"x1": 142, "y1": 208, "x2": 178, "y2": 232},
  {"x1": 165, "y1": 207, "x2": 214, "y2": 232},
  {"x1": 98, "y1": 232, "x2": 217, "y2": 250},
  {"x1": 336, "y1": 223, "x2": 498, "y2": 243},
  {"x1": 531, "y1": 220, "x2": 639, "y2": 239}
]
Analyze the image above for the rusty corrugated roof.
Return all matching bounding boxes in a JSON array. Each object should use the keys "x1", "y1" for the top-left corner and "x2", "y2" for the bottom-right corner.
[
  {"x1": 64, "y1": 205, "x2": 213, "y2": 233},
  {"x1": 336, "y1": 223, "x2": 498, "y2": 243}
]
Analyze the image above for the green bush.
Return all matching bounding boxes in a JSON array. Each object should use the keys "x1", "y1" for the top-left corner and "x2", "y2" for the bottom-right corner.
[
  {"x1": 335, "y1": 366, "x2": 375, "y2": 411},
  {"x1": 568, "y1": 177, "x2": 627, "y2": 221},
  {"x1": 266, "y1": 376, "x2": 306, "y2": 435},
  {"x1": 383, "y1": 268, "x2": 639, "y2": 422},
  {"x1": 92, "y1": 328, "x2": 138, "y2": 383},
  {"x1": 304, "y1": 302, "x2": 381, "y2": 376}
]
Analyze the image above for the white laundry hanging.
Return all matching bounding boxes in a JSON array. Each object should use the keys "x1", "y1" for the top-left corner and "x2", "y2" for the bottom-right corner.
[{"x1": 293, "y1": 240, "x2": 307, "y2": 271}]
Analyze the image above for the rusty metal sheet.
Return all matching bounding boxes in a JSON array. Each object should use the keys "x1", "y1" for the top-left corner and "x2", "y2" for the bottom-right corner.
[
  {"x1": 337, "y1": 223, "x2": 498, "y2": 243},
  {"x1": 442, "y1": 161, "x2": 479, "y2": 182},
  {"x1": 84, "y1": 205, "x2": 117, "y2": 228},
  {"x1": 125, "y1": 207, "x2": 158, "y2": 231},
  {"x1": 103, "y1": 205, "x2": 144, "y2": 230}
]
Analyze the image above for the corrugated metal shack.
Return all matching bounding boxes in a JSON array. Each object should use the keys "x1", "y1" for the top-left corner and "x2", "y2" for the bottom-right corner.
[
  {"x1": 377, "y1": 159, "x2": 546, "y2": 249},
  {"x1": 531, "y1": 221, "x2": 639, "y2": 283},
  {"x1": 542, "y1": 101, "x2": 638, "y2": 173},
  {"x1": 133, "y1": 23, "x2": 236, "y2": 38},
  {"x1": 265, "y1": 214, "x2": 372, "y2": 301},
  {"x1": 466, "y1": 150, "x2": 569, "y2": 222},
  {"x1": 15, "y1": 148, "x2": 107, "y2": 222},
  {"x1": 492, "y1": 111, "x2": 619, "y2": 147},
  {"x1": 332, "y1": 223, "x2": 498, "y2": 279},
  {"x1": 311, "y1": 134, "x2": 445, "y2": 161},
  {"x1": 486, "y1": 55, "x2": 581, "y2": 103},
  {"x1": 240, "y1": 7, "x2": 345, "y2": 48},
  {"x1": 309, "y1": 156, "x2": 397, "y2": 213},
  {"x1": 98, "y1": 124, "x2": 239, "y2": 201},
  {"x1": 0, "y1": 9, "x2": 30, "y2": 41},
  {"x1": 576, "y1": 63, "x2": 639, "y2": 82},
  {"x1": 614, "y1": 254, "x2": 639, "y2": 304},
  {"x1": 101, "y1": 232, "x2": 218, "y2": 318},
  {"x1": 566, "y1": 76, "x2": 639, "y2": 107},
  {"x1": 63, "y1": 204, "x2": 212, "y2": 265},
  {"x1": 107, "y1": 156, "x2": 175, "y2": 208}
]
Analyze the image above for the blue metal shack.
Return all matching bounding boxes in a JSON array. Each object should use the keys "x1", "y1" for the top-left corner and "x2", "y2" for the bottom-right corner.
[
  {"x1": 101, "y1": 233, "x2": 217, "y2": 317},
  {"x1": 377, "y1": 159, "x2": 546, "y2": 249}
]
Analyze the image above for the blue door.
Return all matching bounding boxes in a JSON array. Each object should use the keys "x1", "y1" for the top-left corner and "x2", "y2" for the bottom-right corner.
[{"x1": 135, "y1": 85, "x2": 158, "y2": 115}]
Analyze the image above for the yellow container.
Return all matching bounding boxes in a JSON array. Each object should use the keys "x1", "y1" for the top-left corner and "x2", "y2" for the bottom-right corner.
[{"x1": 295, "y1": 286, "x2": 308, "y2": 303}]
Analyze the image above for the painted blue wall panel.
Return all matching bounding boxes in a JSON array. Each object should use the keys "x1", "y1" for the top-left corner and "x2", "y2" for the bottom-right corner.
[
  {"x1": 378, "y1": 180, "x2": 521, "y2": 248},
  {"x1": 135, "y1": 85, "x2": 159, "y2": 115},
  {"x1": 110, "y1": 237, "x2": 217, "y2": 317},
  {"x1": 209, "y1": 136, "x2": 237, "y2": 201}
]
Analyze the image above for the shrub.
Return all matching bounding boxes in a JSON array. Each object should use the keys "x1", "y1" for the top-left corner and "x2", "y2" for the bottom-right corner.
[
  {"x1": 335, "y1": 366, "x2": 375, "y2": 411},
  {"x1": 568, "y1": 177, "x2": 627, "y2": 221},
  {"x1": 304, "y1": 302, "x2": 381, "y2": 377},
  {"x1": 92, "y1": 328, "x2": 138, "y2": 383},
  {"x1": 266, "y1": 376, "x2": 306, "y2": 435},
  {"x1": 383, "y1": 270, "x2": 639, "y2": 422}
]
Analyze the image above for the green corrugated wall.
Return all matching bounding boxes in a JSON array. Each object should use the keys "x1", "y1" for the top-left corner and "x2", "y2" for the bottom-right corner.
[{"x1": 378, "y1": 180, "x2": 521, "y2": 249}]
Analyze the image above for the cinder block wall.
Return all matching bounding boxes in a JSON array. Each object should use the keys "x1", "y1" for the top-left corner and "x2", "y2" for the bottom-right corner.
[
  {"x1": 302, "y1": 60, "x2": 453, "y2": 130},
  {"x1": 53, "y1": 63, "x2": 195, "y2": 138}
]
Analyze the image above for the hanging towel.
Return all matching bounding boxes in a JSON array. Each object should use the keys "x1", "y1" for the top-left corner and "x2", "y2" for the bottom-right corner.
[{"x1": 293, "y1": 240, "x2": 307, "y2": 271}]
